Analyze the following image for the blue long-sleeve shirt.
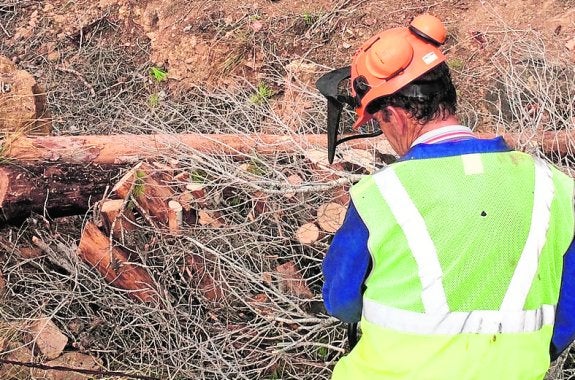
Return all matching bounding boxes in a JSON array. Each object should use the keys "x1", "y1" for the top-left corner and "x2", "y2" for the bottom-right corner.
[{"x1": 322, "y1": 136, "x2": 575, "y2": 358}]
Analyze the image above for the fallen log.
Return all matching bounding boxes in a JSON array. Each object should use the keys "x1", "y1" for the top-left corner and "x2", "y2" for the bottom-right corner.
[
  {"x1": 1, "y1": 131, "x2": 574, "y2": 165},
  {"x1": 476, "y1": 131, "x2": 575, "y2": 155},
  {"x1": 0, "y1": 130, "x2": 572, "y2": 226},
  {"x1": 0, "y1": 162, "x2": 118, "y2": 225},
  {"x1": 0, "y1": 133, "x2": 394, "y2": 164}
]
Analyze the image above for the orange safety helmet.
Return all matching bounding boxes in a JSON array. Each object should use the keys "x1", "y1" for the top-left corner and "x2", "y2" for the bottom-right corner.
[
  {"x1": 316, "y1": 14, "x2": 448, "y2": 163},
  {"x1": 351, "y1": 14, "x2": 447, "y2": 129}
]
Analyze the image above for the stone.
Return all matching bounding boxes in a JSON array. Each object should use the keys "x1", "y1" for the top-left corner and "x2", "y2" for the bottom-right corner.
[
  {"x1": 25, "y1": 317, "x2": 68, "y2": 360},
  {"x1": 0, "y1": 55, "x2": 51, "y2": 135}
]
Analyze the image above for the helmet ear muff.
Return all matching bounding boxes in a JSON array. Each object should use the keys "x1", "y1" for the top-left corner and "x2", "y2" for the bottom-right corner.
[{"x1": 409, "y1": 14, "x2": 447, "y2": 46}]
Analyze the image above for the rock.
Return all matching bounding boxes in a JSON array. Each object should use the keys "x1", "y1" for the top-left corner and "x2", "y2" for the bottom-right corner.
[
  {"x1": 25, "y1": 317, "x2": 68, "y2": 360},
  {"x1": 0, "y1": 56, "x2": 51, "y2": 135},
  {"x1": 37, "y1": 352, "x2": 102, "y2": 380},
  {"x1": 566, "y1": 36, "x2": 575, "y2": 51}
]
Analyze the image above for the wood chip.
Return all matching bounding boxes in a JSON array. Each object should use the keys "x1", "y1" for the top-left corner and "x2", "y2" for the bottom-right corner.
[
  {"x1": 295, "y1": 223, "x2": 320, "y2": 245},
  {"x1": 276, "y1": 261, "x2": 314, "y2": 299},
  {"x1": 317, "y1": 202, "x2": 346, "y2": 233}
]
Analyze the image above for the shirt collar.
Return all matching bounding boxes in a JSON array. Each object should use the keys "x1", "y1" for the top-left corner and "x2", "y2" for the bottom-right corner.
[
  {"x1": 400, "y1": 136, "x2": 512, "y2": 161},
  {"x1": 410, "y1": 125, "x2": 476, "y2": 147}
]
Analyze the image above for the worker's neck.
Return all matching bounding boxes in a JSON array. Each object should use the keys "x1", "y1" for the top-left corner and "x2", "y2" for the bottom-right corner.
[
  {"x1": 396, "y1": 115, "x2": 464, "y2": 155},
  {"x1": 416, "y1": 115, "x2": 461, "y2": 137}
]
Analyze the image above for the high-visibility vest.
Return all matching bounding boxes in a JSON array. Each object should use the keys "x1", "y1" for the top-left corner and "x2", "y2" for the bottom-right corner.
[{"x1": 333, "y1": 151, "x2": 574, "y2": 380}]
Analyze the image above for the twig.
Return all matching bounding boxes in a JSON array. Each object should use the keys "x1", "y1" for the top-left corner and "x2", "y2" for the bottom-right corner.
[
  {"x1": 0, "y1": 357, "x2": 159, "y2": 380},
  {"x1": 56, "y1": 65, "x2": 96, "y2": 97}
]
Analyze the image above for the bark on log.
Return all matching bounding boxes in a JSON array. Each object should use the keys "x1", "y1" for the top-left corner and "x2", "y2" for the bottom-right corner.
[
  {"x1": 78, "y1": 221, "x2": 157, "y2": 303},
  {"x1": 0, "y1": 162, "x2": 118, "y2": 226}
]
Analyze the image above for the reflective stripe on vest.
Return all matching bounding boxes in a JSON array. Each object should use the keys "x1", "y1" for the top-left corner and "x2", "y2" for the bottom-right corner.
[
  {"x1": 501, "y1": 159, "x2": 554, "y2": 311},
  {"x1": 364, "y1": 157, "x2": 555, "y2": 335},
  {"x1": 373, "y1": 168, "x2": 449, "y2": 315},
  {"x1": 364, "y1": 299, "x2": 555, "y2": 334}
]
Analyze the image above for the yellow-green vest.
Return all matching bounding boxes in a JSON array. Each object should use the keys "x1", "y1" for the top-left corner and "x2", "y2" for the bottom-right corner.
[{"x1": 333, "y1": 151, "x2": 574, "y2": 380}]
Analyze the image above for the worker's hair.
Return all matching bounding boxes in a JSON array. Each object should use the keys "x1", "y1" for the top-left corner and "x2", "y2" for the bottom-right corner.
[{"x1": 366, "y1": 62, "x2": 457, "y2": 124}]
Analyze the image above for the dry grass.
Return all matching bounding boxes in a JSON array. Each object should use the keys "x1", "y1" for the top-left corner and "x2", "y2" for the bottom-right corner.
[{"x1": 0, "y1": 5, "x2": 574, "y2": 380}]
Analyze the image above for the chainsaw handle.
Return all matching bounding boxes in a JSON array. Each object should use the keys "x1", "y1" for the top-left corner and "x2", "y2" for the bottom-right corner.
[{"x1": 347, "y1": 322, "x2": 359, "y2": 350}]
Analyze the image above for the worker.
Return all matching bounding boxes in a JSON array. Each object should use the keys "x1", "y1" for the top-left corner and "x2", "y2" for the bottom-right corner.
[{"x1": 316, "y1": 14, "x2": 575, "y2": 380}]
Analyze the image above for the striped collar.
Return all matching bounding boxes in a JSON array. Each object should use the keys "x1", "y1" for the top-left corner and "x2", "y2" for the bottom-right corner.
[
  {"x1": 410, "y1": 125, "x2": 476, "y2": 147},
  {"x1": 400, "y1": 136, "x2": 511, "y2": 161}
]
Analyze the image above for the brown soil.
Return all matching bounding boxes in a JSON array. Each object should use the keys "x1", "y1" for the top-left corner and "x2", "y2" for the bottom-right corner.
[{"x1": 2, "y1": 0, "x2": 574, "y2": 90}]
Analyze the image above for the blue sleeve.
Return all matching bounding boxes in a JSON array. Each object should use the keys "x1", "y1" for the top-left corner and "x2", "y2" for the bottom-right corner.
[
  {"x1": 551, "y1": 238, "x2": 575, "y2": 360},
  {"x1": 322, "y1": 200, "x2": 371, "y2": 323}
]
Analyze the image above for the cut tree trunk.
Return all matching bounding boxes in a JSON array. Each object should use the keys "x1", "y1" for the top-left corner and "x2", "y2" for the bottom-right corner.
[
  {"x1": 317, "y1": 202, "x2": 347, "y2": 233},
  {"x1": 0, "y1": 162, "x2": 118, "y2": 226},
  {"x1": 168, "y1": 200, "x2": 183, "y2": 234},
  {"x1": 78, "y1": 221, "x2": 157, "y2": 303},
  {"x1": 295, "y1": 222, "x2": 321, "y2": 245}
]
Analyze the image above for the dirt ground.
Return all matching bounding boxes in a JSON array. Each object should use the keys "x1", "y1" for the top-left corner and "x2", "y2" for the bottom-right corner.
[
  {"x1": 1, "y1": 0, "x2": 575, "y2": 379},
  {"x1": 2, "y1": 0, "x2": 575, "y2": 91}
]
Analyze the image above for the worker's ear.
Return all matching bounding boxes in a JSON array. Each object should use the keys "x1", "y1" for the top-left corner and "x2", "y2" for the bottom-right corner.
[{"x1": 384, "y1": 106, "x2": 409, "y2": 132}]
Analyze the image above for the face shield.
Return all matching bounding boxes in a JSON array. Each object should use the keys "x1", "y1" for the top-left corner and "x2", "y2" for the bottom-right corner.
[{"x1": 315, "y1": 66, "x2": 382, "y2": 164}]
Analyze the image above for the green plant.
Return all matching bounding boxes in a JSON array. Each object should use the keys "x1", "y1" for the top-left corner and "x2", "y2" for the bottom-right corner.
[
  {"x1": 150, "y1": 66, "x2": 168, "y2": 82},
  {"x1": 246, "y1": 158, "x2": 267, "y2": 176},
  {"x1": 316, "y1": 345, "x2": 329, "y2": 359},
  {"x1": 302, "y1": 11, "x2": 317, "y2": 26},
  {"x1": 149, "y1": 93, "x2": 160, "y2": 107},
  {"x1": 249, "y1": 82, "x2": 274, "y2": 105},
  {"x1": 448, "y1": 58, "x2": 465, "y2": 70},
  {"x1": 190, "y1": 168, "x2": 208, "y2": 183},
  {"x1": 133, "y1": 170, "x2": 146, "y2": 198}
]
